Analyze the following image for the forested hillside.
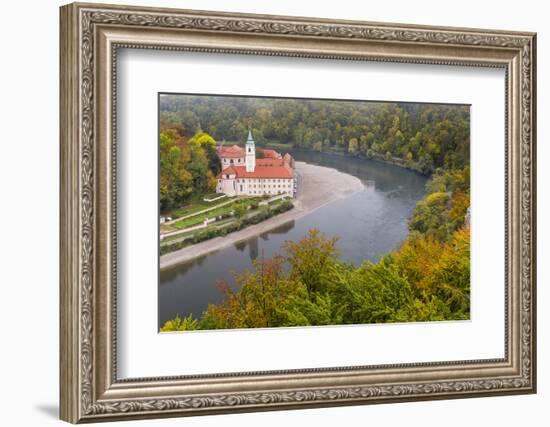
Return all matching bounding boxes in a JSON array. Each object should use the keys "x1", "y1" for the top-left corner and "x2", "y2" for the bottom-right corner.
[{"x1": 160, "y1": 94, "x2": 470, "y2": 174}]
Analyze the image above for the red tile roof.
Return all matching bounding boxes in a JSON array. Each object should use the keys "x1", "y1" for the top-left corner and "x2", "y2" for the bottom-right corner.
[
  {"x1": 218, "y1": 164, "x2": 293, "y2": 179},
  {"x1": 217, "y1": 145, "x2": 245, "y2": 158},
  {"x1": 218, "y1": 166, "x2": 238, "y2": 176},
  {"x1": 255, "y1": 158, "x2": 284, "y2": 167},
  {"x1": 216, "y1": 147, "x2": 294, "y2": 180},
  {"x1": 262, "y1": 149, "x2": 281, "y2": 159}
]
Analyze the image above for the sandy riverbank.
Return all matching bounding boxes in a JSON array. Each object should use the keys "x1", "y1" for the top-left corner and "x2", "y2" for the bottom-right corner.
[{"x1": 160, "y1": 161, "x2": 364, "y2": 269}]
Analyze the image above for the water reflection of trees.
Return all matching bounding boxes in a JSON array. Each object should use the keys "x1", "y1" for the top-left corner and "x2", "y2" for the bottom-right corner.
[
  {"x1": 234, "y1": 221, "x2": 296, "y2": 259},
  {"x1": 159, "y1": 254, "x2": 210, "y2": 284},
  {"x1": 364, "y1": 180, "x2": 375, "y2": 191}
]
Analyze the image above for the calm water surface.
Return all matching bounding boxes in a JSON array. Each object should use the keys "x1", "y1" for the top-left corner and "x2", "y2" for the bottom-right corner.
[{"x1": 159, "y1": 152, "x2": 427, "y2": 326}]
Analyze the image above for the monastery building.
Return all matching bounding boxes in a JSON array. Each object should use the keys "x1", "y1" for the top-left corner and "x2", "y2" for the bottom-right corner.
[{"x1": 216, "y1": 130, "x2": 295, "y2": 197}]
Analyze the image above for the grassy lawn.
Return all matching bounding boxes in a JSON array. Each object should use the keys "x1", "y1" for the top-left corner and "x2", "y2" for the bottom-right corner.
[
  {"x1": 161, "y1": 217, "x2": 236, "y2": 245},
  {"x1": 164, "y1": 196, "x2": 235, "y2": 219},
  {"x1": 170, "y1": 197, "x2": 262, "y2": 230},
  {"x1": 160, "y1": 224, "x2": 177, "y2": 233},
  {"x1": 202, "y1": 192, "x2": 225, "y2": 201},
  {"x1": 161, "y1": 196, "x2": 291, "y2": 247},
  {"x1": 160, "y1": 199, "x2": 294, "y2": 254}
]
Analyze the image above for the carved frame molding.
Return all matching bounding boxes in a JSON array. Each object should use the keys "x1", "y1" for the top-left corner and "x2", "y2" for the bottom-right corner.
[{"x1": 60, "y1": 2, "x2": 536, "y2": 423}]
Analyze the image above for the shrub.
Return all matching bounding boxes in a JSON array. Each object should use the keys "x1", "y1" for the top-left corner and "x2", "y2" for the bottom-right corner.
[
  {"x1": 160, "y1": 314, "x2": 199, "y2": 332},
  {"x1": 160, "y1": 202, "x2": 294, "y2": 255}
]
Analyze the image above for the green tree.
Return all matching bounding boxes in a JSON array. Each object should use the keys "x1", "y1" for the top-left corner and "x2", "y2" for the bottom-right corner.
[
  {"x1": 159, "y1": 132, "x2": 193, "y2": 210},
  {"x1": 348, "y1": 138, "x2": 359, "y2": 155},
  {"x1": 329, "y1": 257, "x2": 415, "y2": 324},
  {"x1": 409, "y1": 191, "x2": 451, "y2": 241},
  {"x1": 284, "y1": 229, "x2": 339, "y2": 295},
  {"x1": 256, "y1": 147, "x2": 265, "y2": 159},
  {"x1": 233, "y1": 204, "x2": 247, "y2": 221},
  {"x1": 201, "y1": 257, "x2": 298, "y2": 329},
  {"x1": 312, "y1": 141, "x2": 323, "y2": 152},
  {"x1": 160, "y1": 314, "x2": 199, "y2": 332}
]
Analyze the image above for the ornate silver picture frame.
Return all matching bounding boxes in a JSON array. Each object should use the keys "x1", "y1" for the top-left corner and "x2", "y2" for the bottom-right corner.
[{"x1": 60, "y1": 2, "x2": 536, "y2": 423}]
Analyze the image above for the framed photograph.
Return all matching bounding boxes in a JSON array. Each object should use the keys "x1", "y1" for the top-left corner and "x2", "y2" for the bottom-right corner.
[{"x1": 60, "y1": 2, "x2": 537, "y2": 423}]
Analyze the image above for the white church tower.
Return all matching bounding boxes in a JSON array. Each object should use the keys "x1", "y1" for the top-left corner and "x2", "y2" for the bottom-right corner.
[{"x1": 245, "y1": 128, "x2": 256, "y2": 172}]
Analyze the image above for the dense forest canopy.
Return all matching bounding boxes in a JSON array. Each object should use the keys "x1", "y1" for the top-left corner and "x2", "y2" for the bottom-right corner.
[{"x1": 160, "y1": 94, "x2": 470, "y2": 174}]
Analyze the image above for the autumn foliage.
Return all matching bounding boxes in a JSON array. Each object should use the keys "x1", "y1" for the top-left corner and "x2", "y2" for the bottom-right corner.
[
  {"x1": 163, "y1": 227, "x2": 470, "y2": 330},
  {"x1": 160, "y1": 129, "x2": 220, "y2": 212},
  {"x1": 161, "y1": 164, "x2": 471, "y2": 331}
]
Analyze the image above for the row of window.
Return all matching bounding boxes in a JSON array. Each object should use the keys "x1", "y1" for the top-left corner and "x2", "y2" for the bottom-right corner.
[
  {"x1": 220, "y1": 178, "x2": 292, "y2": 184},
  {"x1": 236, "y1": 178, "x2": 290, "y2": 183},
  {"x1": 248, "y1": 190, "x2": 291, "y2": 195},
  {"x1": 250, "y1": 184, "x2": 291, "y2": 189},
  {"x1": 216, "y1": 185, "x2": 291, "y2": 196}
]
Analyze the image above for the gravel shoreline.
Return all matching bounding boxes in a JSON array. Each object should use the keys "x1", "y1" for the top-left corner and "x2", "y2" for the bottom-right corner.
[{"x1": 160, "y1": 161, "x2": 364, "y2": 270}]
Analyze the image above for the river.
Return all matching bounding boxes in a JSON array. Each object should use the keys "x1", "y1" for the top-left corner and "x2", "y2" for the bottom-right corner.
[{"x1": 158, "y1": 151, "x2": 427, "y2": 326}]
